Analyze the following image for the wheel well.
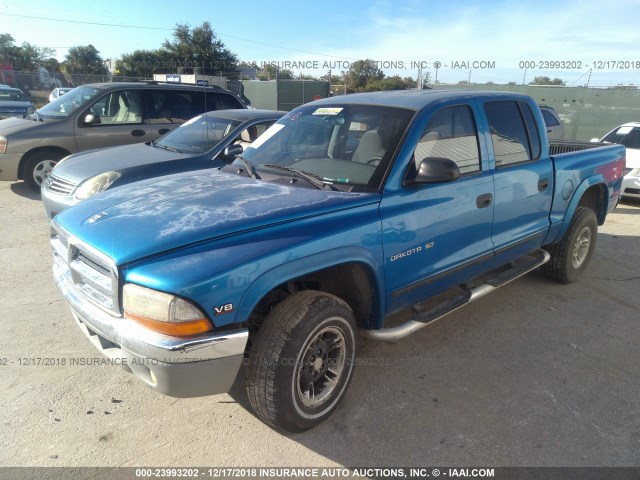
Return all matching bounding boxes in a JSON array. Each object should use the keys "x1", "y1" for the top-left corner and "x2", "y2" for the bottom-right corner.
[
  {"x1": 18, "y1": 147, "x2": 71, "y2": 180},
  {"x1": 577, "y1": 184, "x2": 607, "y2": 224},
  {"x1": 247, "y1": 263, "x2": 376, "y2": 333}
]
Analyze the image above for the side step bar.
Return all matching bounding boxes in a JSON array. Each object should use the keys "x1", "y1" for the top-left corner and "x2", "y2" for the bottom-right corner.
[{"x1": 363, "y1": 249, "x2": 550, "y2": 342}]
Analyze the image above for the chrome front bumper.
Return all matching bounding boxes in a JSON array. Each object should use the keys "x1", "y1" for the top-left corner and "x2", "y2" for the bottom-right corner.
[{"x1": 53, "y1": 256, "x2": 248, "y2": 397}]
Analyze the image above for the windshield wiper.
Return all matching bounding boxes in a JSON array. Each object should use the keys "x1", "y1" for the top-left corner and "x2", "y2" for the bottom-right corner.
[
  {"x1": 237, "y1": 156, "x2": 261, "y2": 180},
  {"x1": 263, "y1": 164, "x2": 338, "y2": 191},
  {"x1": 154, "y1": 143, "x2": 182, "y2": 153}
]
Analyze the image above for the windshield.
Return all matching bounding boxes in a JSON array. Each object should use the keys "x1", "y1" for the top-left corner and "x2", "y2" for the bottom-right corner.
[
  {"x1": 155, "y1": 114, "x2": 242, "y2": 154},
  {"x1": 37, "y1": 85, "x2": 101, "y2": 119},
  {"x1": 602, "y1": 126, "x2": 640, "y2": 150},
  {"x1": 238, "y1": 104, "x2": 414, "y2": 191},
  {"x1": 0, "y1": 89, "x2": 29, "y2": 102}
]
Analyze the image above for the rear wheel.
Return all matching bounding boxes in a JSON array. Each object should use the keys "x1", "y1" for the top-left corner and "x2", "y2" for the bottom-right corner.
[
  {"x1": 543, "y1": 206, "x2": 598, "y2": 284},
  {"x1": 246, "y1": 290, "x2": 357, "y2": 432},
  {"x1": 24, "y1": 151, "x2": 63, "y2": 192}
]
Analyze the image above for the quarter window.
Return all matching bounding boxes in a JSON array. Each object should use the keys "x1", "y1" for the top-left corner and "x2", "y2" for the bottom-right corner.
[{"x1": 414, "y1": 105, "x2": 481, "y2": 175}]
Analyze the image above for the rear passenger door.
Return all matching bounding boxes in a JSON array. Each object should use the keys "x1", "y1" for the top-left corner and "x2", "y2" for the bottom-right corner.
[
  {"x1": 484, "y1": 101, "x2": 553, "y2": 267},
  {"x1": 381, "y1": 104, "x2": 495, "y2": 310}
]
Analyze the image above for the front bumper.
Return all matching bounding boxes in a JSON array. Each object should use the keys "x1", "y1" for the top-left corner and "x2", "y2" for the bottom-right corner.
[
  {"x1": 0, "y1": 152, "x2": 22, "y2": 181},
  {"x1": 621, "y1": 174, "x2": 640, "y2": 198},
  {"x1": 53, "y1": 255, "x2": 248, "y2": 397},
  {"x1": 41, "y1": 184, "x2": 78, "y2": 219}
]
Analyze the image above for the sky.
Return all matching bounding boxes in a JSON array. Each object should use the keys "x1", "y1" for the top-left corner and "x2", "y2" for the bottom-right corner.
[{"x1": 2, "y1": 0, "x2": 640, "y2": 86}]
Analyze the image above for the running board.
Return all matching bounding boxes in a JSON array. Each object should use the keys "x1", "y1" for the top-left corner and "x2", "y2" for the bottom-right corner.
[{"x1": 363, "y1": 249, "x2": 550, "y2": 342}]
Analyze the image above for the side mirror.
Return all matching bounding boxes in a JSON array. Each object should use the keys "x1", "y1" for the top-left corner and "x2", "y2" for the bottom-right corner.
[
  {"x1": 83, "y1": 113, "x2": 101, "y2": 125},
  {"x1": 223, "y1": 144, "x2": 243, "y2": 158},
  {"x1": 412, "y1": 157, "x2": 461, "y2": 184}
]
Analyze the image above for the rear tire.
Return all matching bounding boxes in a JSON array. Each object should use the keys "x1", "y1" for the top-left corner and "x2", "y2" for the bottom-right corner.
[
  {"x1": 24, "y1": 151, "x2": 63, "y2": 192},
  {"x1": 246, "y1": 290, "x2": 357, "y2": 433},
  {"x1": 543, "y1": 206, "x2": 598, "y2": 284}
]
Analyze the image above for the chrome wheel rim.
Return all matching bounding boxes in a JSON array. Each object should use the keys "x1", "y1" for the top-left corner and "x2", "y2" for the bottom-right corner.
[
  {"x1": 32, "y1": 160, "x2": 57, "y2": 186},
  {"x1": 572, "y1": 226, "x2": 591, "y2": 269},
  {"x1": 296, "y1": 325, "x2": 347, "y2": 408}
]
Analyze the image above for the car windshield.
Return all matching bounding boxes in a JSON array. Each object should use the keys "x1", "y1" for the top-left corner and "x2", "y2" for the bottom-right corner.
[
  {"x1": 601, "y1": 126, "x2": 640, "y2": 150},
  {"x1": 0, "y1": 89, "x2": 28, "y2": 102},
  {"x1": 239, "y1": 104, "x2": 414, "y2": 191},
  {"x1": 37, "y1": 86, "x2": 101, "y2": 119},
  {"x1": 155, "y1": 114, "x2": 242, "y2": 154}
]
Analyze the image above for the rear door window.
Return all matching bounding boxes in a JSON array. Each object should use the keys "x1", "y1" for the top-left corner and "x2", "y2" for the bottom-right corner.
[{"x1": 484, "y1": 101, "x2": 536, "y2": 167}]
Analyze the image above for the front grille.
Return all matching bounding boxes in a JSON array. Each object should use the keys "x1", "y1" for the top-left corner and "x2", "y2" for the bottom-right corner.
[
  {"x1": 624, "y1": 187, "x2": 640, "y2": 195},
  {"x1": 51, "y1": 225, "x2": 120, "y2": 314},
  {"x1": 46, "y1": 174, "x2": 77, "y2": 195}
]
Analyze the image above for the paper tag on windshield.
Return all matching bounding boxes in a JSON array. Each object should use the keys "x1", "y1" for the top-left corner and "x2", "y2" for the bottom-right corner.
[
  {"x1": 617, "y1": 126, "x2": 633, "y2": 135},
  {"x1": 312, "y1": 107, "x2": 343, "y2": 116}
]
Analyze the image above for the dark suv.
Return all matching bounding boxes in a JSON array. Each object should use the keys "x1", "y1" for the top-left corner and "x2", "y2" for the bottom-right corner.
[{"x1": 0, "y1": 82, "x2": 247, "y2": 191}]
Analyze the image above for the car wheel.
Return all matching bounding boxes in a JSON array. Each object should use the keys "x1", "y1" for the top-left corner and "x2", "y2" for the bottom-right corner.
[
  {"x1": 246, "y1": 290, "x2": 357, "y2": 433},
  {"x1": 543, "y1": 206, "x2": 598, "y2": 284},
  {"x1": 24, "y1": 151, "x2": 63, "y2": 192}
]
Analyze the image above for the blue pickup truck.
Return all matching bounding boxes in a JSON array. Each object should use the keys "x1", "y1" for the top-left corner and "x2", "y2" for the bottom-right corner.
[{"x1": 50, "y1": 90, "x2": 625, "y2": 432}]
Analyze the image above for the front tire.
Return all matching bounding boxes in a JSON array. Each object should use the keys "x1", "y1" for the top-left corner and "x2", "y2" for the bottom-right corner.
[
  {"x1": 246, "y1": 290, "x2": 357, "y2": 433},
  {"x1": 24, "y1": 151, "x2": 63, "y2": 192},
  {"x1": 543, "y1": 206, "x2": 598, "y2": 284}
]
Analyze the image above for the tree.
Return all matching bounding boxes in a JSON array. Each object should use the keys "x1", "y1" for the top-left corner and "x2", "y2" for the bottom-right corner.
[
  {"x1": 116, "y1": 49, "x2": 166, "y2": 77},
  {"x1": 365, "y1": 75, "x2": 417, "y2": 92},
  {"x1": 0, "y1": 34, "x2": 21, "y2": 67},
  {"x1": 162, "y1": 22, "x2": 237, "y2": 75},
  {"x1": 17, "y1": 42, "x2": 55, "y2": 71},
  {"x1": 63, "y1": 44, "x2": 108, "y2": 75},
  {"x1": 345, "y1": 59, "x2": 384, "y2": 92},
  {"x1": 529, "y1": 76, "x2": 565, "y2": 86}
]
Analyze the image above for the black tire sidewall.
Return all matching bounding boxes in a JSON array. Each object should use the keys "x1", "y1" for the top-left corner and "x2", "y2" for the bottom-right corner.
[
  {"x1": 248, "y1": 292, "x2": 357, "y2": 432},
  {"x1": 561, "y1": 208, "x2": 598, "y2": 283}
]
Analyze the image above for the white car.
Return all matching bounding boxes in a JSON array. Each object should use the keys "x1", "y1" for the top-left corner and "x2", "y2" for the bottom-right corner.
[
  {"x1": 48, "y1": 87, "x2": 73, "y2": 103},
  {"x1": 596, "y1": 122, "x2": 640, "y2": 199}
]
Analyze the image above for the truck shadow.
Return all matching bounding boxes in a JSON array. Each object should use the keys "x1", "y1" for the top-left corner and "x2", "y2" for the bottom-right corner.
[{"x1": 228, "y1": 231, "x2": 639, "y2": 466}]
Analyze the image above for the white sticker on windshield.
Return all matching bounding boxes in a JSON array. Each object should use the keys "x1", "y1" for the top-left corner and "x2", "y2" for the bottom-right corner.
[
  {"x1": 617, "y1": 126, "x2": 633, "y2": 135},
  {"x1": 180, "y1": 115, "x2": 202, "y2": 127},
  {"x1": 247, "y1": 123, "x2": 285, "y2": 150},
  {"x1": 312, "y1": 107, "x2": 343, "y2": 116}
]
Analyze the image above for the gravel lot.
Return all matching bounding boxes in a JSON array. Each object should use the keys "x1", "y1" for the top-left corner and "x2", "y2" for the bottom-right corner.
[{"x1": 0, "y1": 180, "x2": 638, "y2": 468}]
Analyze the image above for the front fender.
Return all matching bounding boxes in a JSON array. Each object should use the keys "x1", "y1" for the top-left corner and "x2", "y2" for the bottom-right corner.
[{"x1": 236, "y1": 246, "x2": 385, "y2": 329}]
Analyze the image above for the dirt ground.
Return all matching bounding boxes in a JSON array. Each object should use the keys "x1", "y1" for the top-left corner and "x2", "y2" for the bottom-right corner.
[{"x1": 0, "y1": 179, "x2": 638, "y2": 468}]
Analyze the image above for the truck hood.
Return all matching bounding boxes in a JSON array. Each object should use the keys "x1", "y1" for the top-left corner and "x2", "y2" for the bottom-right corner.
[
  {"x1": 53, "y1": 170, "x2": 379, "y2": 265},
  {"x1": 52, "y1": 143, "x2": 194, "y2": 184}
]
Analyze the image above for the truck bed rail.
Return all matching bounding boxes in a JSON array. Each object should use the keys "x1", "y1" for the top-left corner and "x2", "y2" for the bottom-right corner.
[{"x1": 549, "y1": 140, "x2": 604, "y2": 156}]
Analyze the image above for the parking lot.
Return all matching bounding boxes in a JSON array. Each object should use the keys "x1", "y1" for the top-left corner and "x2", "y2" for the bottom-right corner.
[{"x1": 0, "y1": 179, "x2": 638, "y2": 468}]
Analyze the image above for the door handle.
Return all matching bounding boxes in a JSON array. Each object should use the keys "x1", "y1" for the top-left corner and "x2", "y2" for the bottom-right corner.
[
  {"x1": 131, "y1": 129, "x2": 146, "y2": 137},
  {"x1": 538, "y1": 178, "x2": 550, "y2": 191},
  {"x1": 476, "y1": 193, "x2": 492, "y2": 209},
  {"x1": 158, "y1": 128, "x2": 170, "y2": 135}
]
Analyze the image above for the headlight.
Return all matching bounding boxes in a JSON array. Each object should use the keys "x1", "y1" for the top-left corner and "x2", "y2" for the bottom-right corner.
[
  {"x1": 74, "y1": 171, "x2": 121, "y2": 199},
  {"x1": 27, "y1": 106, "x2": 34, "y2": 114},
  {"x1": 123, "y1": 283, "x2": 212, "y2": 336},
  {"x1": 0, "y1": 136, "x2": 7, "y2": 154},
  {"x1": 634, "y1": 168, "x2": 640, "y2": 177}
]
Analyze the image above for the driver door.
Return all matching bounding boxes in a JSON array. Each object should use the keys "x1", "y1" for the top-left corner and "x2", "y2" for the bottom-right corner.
[{"x1": 380, "y1": 104, "x2": 495, "y2": 311}]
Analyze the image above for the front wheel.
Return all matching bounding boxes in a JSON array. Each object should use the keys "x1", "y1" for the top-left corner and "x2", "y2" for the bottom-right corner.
[
  {"x1": 246, "y1": 290, "x2": 357, "y2": 433},
  {"x1": 543, "y1": 206, "x2": 598, "y2": 284},
  {"x1": 24, "y1": 151, "x2": 63, "y2": 192}
]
